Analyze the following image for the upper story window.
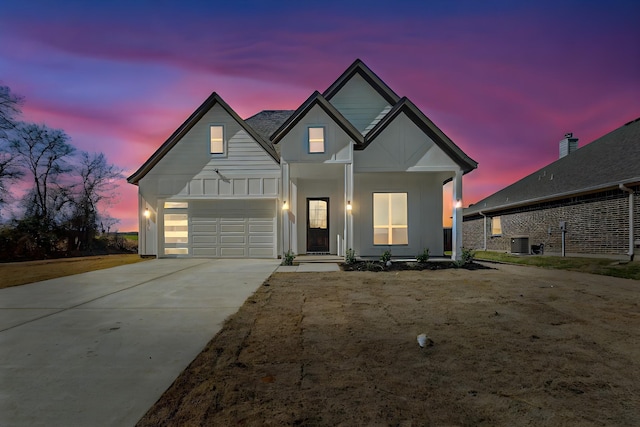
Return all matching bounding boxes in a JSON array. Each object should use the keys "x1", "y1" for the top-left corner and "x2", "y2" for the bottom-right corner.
[
  {"x1": 491, "y1": 216, "x2": 502, "y2": 236},
  {"x1": 308, "y1": 127, "x2": 325, "y2": 153},
  {"x1": 210, "y1": 125, "x2": 225, "y2": 155}
]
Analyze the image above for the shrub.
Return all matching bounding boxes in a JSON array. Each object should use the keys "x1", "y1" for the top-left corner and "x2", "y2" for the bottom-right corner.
[
  {"x1": 454, "y1": 247, "x2": 475, "y2": 267},
  {"x1": 345, "y1": 248, "x2": 356, "y2": 265},
  {"x1": 416, "y1": 248, "x2": 430, "y2": 263},
  {"x1": 281, "y1": 250, "x2": 295, "y2": 266},
  {"x1": 380, "y1": 249, "x2": 392, "y2": 263}
]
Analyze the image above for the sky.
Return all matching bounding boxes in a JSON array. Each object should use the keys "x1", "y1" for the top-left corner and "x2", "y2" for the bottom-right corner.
[{"x1": 1, "y1": 0, "x2": 639, "y2": 231}]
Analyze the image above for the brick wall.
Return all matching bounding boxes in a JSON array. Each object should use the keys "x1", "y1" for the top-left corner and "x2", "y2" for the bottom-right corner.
[{"x1": 463, "y1": 186, "x2": 640, "y2": 257}]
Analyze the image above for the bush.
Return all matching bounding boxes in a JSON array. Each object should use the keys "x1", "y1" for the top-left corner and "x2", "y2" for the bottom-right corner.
[
  {"x1": 380, "y1": 250, "x2": 392, "y2": 263},
  {"x1": 416, "y1": 248, "x2": 430, "y2": 263},
  {"x1": 454, "y1": 247, "x2": 475, "y2": 267},
  {"x1": 345, "y1": 248, "x2": 356, "y2": 265},
  {"x1": 281, "y1": 250, "x2": 295, "y2": 266}
]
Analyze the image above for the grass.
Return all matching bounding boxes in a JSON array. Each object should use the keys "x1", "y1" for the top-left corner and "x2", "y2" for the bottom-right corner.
[
  {"x1": 0, "y1": 254, "x2": 150, "y2": 289},
  {"x1": 474, "y1": 250, "x2": 640, "y2": 280}
]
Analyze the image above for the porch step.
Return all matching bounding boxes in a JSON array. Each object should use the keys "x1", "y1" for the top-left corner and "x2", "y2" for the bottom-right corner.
[{"x1": 294, "y1": 255, "x2": 344, "y2": 263}]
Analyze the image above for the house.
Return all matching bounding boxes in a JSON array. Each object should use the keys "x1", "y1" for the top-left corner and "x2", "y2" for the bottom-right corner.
[
  {"x1": 463, "y1": 117, "x2": 640, "y2": 260},
  {"x1": 127, "y1": 59, "x2": 477, "y2": 260}
]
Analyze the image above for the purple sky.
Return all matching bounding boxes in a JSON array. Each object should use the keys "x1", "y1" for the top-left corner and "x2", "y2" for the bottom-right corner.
[{"x1": 1, "y1": 0, "x2": 639, "y2": 231}]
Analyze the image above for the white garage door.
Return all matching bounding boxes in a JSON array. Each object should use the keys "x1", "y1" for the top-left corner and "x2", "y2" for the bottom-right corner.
[{"x1": 190, "y1": 199, "x2": 276, "y2": 258}]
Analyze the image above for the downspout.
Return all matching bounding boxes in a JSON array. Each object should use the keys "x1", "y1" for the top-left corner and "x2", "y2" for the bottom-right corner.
[
  {"x1": 479, "y1": 211, "x2": 487, "y2": 251},
  {"x1": 619, "y1": 183, "x2": 635, "y2": 261}
]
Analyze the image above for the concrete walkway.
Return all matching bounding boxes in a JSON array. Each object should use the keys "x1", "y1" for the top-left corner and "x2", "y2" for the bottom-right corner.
[{"x1": 0, "y1": 258, "x2": 279, "y2": 427}]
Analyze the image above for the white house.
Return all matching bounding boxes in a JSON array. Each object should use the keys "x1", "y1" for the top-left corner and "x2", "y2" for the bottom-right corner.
[{"x1": 127, "y1": 60, "x2": 477, "y2": 260}]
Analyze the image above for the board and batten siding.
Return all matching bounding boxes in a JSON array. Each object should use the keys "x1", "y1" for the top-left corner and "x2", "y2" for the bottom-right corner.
[
  {"x1": 139, "y1": 103, "x2": 280, "y2": 202},
  {"x1": 328, "y1": 72, "x2": 392, "y2": 135},
  {"x1": 354, "y1": 113, "x2": 459, "y2": 175}
]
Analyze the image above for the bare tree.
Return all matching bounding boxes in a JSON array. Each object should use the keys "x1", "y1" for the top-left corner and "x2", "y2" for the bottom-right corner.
[
  {"x1": 0, "y1": 85, "x2": 22, "y2": 136},
  {"x1": 0, "y1": 86, "x2": 24, "y2": 213},
  {"x1": 69, "y1": 151, "x2": 123, "y2": 248},
  {"x1": 10, "y1": 122, "x2": 75, "y2": 224}
]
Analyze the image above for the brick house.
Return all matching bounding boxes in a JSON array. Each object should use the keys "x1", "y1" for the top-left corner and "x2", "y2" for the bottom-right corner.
[{"x1": 463, "y1": 117, "x2": 640, "y2": 260}]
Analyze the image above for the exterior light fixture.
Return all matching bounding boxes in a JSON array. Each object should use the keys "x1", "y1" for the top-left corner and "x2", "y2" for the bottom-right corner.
[
  {"x1": 455, "y1": 200, "x2": 462, "y2": 209},
  {"x1": 143, "y1": 208, "x2": 151, "y2": 219},
  {"x1": 346, "y1": 201, "x2": 352, "y2": 211},
  {"x1": 282, "y1": 200, "x2": 288, "y2": 210}
]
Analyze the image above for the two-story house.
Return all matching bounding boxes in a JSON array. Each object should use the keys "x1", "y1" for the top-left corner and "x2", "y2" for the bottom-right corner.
[{"x1": 127, "y1": 59, "x2": 477, "y2": 260}]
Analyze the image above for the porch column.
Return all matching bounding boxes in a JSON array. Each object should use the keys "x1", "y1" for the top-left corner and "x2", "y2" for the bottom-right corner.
[
  {"x1": 451, "y1": 169, "x2": 463, "y2": 261},
  {"x1": 282, "y1": 161, "x2": 290, "y2": 255},
  {"x1": 344, "y1": 163, "x2": 354, "y2": 257}
]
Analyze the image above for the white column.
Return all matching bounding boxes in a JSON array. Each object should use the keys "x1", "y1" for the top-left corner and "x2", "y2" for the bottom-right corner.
[
  {"x1": 282, "y1": 162, "x2": 290, "y2": 255},
  {"x1": 451, "y1": 169, "x2": 463, "y2": 261}
]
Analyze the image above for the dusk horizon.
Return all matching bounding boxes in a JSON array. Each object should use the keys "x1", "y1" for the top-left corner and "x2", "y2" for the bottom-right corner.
[{"x1": 2, "y1": 0, "x2": 639, "y2": 231}]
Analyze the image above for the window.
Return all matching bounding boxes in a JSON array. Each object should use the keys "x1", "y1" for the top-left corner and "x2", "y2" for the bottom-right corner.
[
  {"x1": 308, "y1": 127, "x2": 325, "y2": 153},
  {"x1": 491, "y1": 216, "x2": 502, "y2": 236},
  {"x1": 373, "y1": 193, "x2": 408, "y2": 245},
  {"x1": 308, "y1": 200, "x2": 328, "y2": 229},
  {"x1": 210, "y1": 125, "x2": 224, "y2": 154},
  {"x1": 164, "y1": 201, "x2": 188, "y2": 255}
]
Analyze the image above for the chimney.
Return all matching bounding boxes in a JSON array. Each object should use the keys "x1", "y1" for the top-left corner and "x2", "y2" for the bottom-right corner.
[{"x1": 559, "y1": 132, "x2": 578, "y2": 158}]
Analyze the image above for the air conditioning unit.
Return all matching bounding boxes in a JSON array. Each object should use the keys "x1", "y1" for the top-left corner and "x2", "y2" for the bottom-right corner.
[{"x1": 511, "y1": 236, "x2": 529, "y2": 254}]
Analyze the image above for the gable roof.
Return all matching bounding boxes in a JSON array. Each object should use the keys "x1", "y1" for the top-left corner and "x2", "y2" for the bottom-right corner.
[
  {"x1": 465, "y1": 117, "x2": 640, "y2": 216},
  {"x1": 323, "y1": 59, "x2": 401, "y2": 105},
  {"x1": 363, "y1": 97, "x2": 478, "y2": 174},
  {"x1": 127, "y1": 92, "x2": 279, "y2": 185},
  {"x1": 270, "y1": 91, "x2": 364, "y2": 146}
]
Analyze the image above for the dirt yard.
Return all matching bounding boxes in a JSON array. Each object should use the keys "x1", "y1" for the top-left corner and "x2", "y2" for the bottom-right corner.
[{"x1": 137, "y1": 263, "x2": 639, "y2": 426}]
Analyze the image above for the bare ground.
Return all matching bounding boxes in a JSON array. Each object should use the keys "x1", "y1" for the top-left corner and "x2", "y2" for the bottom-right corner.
[{"x1": 137, "y1": 263, "x2": 639, "y2": 426}]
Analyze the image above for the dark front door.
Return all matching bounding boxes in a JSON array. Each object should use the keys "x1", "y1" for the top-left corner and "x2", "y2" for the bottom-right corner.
[{"x1": 307, "y1": 198, "x2": 329, "y2": 253}]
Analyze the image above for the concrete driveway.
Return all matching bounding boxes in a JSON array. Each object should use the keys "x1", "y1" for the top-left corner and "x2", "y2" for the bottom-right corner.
[{"x1": 0, "y1": 258, "x2": 279, "y2": 427}]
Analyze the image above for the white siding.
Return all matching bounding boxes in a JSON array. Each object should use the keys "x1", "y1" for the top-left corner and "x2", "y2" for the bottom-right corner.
[
  {"x1": 279, "y1": 105, "x2": 352, "y2": 163},
  {"x1": 328, "y1": 73, "x2": 392, "y2": 134},
  {"x1": 139, "y1": 103, "x2": 280, "y2": 206},
  {"x1": 352, "y1": 172, "x2": 446, "y2": 258},
  {"x1": 354, "y1": 113, "x2": 459, "y2": 174}
]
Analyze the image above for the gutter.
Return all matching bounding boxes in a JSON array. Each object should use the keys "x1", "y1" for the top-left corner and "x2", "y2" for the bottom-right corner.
[
  {"x1": 619, "y1": 183, "x2": 635, "y2": 260},
  {"x1": 466, "y1": 176, "x2": 640, "y2": 217},
  {"x1": 479, "y1": 211, "x2": 487, "y2": 250}
]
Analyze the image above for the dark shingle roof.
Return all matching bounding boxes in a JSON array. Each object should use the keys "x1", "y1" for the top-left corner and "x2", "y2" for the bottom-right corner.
[
  {"x1": 245, "y1": 110, "x2": 294, "y2": 142},
  {"x1": 465, "y1": 117, "x2": 640, "y2": 216}
]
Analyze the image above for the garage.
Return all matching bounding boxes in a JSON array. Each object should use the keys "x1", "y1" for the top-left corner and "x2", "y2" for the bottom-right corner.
[{"x1": 162, "y1": 199, "x2": 277, "y2": 258}]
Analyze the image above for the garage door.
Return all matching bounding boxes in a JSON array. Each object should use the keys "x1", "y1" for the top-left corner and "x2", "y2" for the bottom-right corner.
[{"x1": 190, "y1": 199, "x2": 276, "y2": 258}]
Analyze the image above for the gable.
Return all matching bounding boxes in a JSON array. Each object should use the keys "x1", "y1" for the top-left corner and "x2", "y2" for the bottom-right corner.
[
  {"x1": 127, "y1": 92, "x2": 278, "y2": 185},
  {"x1": 278, "y1": 104, "x2": 354, "y2": 163},
  {"x1": 354, "y1": 112, "x2": 459, "y2": 173},
  {"x1": 328, "y1": 72, "x2": 393, "y2": 135}
]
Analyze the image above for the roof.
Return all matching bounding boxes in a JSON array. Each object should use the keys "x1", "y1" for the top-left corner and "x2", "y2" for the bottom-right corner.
[
  {"x1": 127, "y1": 93, "x2": 280, "y2": 185},
  {"x1": 245, "y1": 110, "x2": 294, "y2": 141},
  {"x1": 270, "y1": 91, "x2": 365, "y2": 146},
  {"x1": 323, "y1": 58, "x2": 401, "y2": 105},
  {"x1": 465, "y1": 117, "x2": 640, "y2": 216}
]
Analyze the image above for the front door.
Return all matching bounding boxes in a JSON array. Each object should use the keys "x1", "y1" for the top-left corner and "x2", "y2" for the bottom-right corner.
[{"x1": 307, "y1": 198, "x2": 329, "y2": 253}]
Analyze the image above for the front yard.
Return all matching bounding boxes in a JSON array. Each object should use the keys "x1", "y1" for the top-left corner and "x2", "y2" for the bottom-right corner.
[{"x1": 137, "y1": 263, "x2": 639, "y2": 426}]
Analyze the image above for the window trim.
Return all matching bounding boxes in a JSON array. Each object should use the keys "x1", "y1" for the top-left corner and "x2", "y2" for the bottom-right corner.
[
  {"x1": 210, "y1": 124, "x2": 226, "y2": 156},
  {"x1": 373, "y1": 192, "x2": 408, "y2": 246},
  {"x1": 163, "y1": 201, "x2": 189, "y2": 255},
  {"x1": 307, "y1": 126, "x2": 325, "y2": 154}
]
